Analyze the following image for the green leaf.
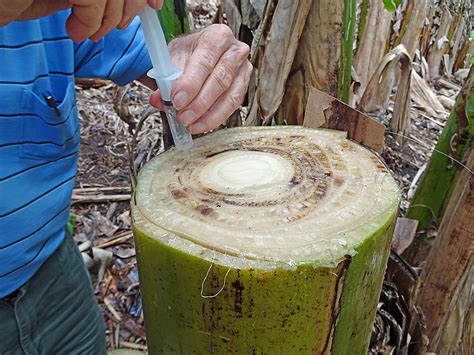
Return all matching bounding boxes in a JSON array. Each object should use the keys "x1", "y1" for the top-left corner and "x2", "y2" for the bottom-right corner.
[
  {"x1": 466, "y1": 92, "x2": 474, "y2": 135},
  {"x1": 157, "y1": 0, "x2": 190, "y2": 43},
  {"x1": 67, "y1": 213, "x2": 76, "y2": 236},
  {"x1": 338, "y1": 0, "x2": 357, "y2": 103},
  {"x1": 382, "y1": 0, "x2": 402, "y2": 12}
]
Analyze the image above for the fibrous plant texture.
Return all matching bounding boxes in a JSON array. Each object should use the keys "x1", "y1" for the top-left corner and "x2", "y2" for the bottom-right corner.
[{"x1": 132, "y1": 126, "x2": 400, "y2": 354}]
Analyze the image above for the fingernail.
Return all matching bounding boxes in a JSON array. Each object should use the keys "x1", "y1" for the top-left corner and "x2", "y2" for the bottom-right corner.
[
  {"x1": 173, "y1": 91, "x2": 189, "y2": 109},
  {"x1": 192, "y1": 122, "x2": 206, "y2": 133},
  {"x1": 179, "y1": 110, "x2": 197, "y2": 126}
]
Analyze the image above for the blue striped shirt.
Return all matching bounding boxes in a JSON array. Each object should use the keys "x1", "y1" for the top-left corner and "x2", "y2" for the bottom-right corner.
[{"x1": 0, "y1": 11, "x2": 152, "y2": 297}]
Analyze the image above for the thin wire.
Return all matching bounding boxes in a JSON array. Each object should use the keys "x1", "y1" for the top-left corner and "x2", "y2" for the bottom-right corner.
[
  {"x1": 385, "y1": 130, "x2": 473, "y2": 175},
  {"x1": 201, "y1": 251, "x2": 232, "y2": 299},
  {"x1": 409, "y1": 204, "x2": 437, "y2": 221}
]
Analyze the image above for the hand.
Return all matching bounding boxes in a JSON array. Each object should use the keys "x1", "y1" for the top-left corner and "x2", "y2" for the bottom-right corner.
[
  {"x1": 1, "y1": 1, "x2": 163, "y2": 43},
  {"x1": 149, "y1": 24, "x2": 253, "y2": 135},
  {"x1": 0, "y1": 0, "x2": 69, "y2": 27},
  {"x1": 66, "y1": 0, "x2": 164, "y2": 42}
]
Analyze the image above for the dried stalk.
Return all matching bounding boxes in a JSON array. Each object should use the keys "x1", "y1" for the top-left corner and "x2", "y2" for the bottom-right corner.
[
  {"x1": 395, "y1": 0, "x2": 430, "y2": 58},
  {"x1": 277, "y1": 0, "x2": 344, "y2": 125},
  {"x1": 353, "y1": 0, "x2": 393, "y2": 103},
  {"x1": 411, "y1": 71, "x2": 446, "y2": 116},
  {"x1": 358, "y1": 44, "x2": 412, "y2": 144},
  {"x1": 71, "y1": 194, "x2": 131, "y2": 204},
  {"x1": 426, "y1": 4, "x2": 452, "y2": 80},
  {"x1": 253, "y1": 0, "x2": 314, "y2": 123}
]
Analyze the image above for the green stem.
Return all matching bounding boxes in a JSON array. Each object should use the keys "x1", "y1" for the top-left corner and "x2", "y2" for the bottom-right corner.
[
  {"x1": 355, "y1": 0, "x2": 369, "y2": 52},
  {"x1": 338, "y1": 0, "x2": 356, "y2": 103},
  {"x1": 157, "y1": 0, "x2": 190, "y2": 43},
  {"x1": 404, "y1": 68, "x2": 473, "y2": 265}
]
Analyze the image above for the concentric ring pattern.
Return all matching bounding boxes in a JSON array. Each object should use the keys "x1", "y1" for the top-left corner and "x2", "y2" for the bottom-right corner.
[{"x1": 135, "y1": 126, "x2": 399, "y2": 264}]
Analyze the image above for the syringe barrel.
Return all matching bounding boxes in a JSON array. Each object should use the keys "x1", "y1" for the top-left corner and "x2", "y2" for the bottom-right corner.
[
  {"x1": 138, "y1": 6, "x2": 173, "y2": 76},
  {"x1": 148, "y1": 68, "x2": 194, "y2": 151}
]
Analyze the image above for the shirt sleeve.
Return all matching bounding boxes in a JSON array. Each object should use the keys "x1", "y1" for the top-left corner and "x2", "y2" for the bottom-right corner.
[{"x1": 73, "y1": 18, "x2": 152, "y2": 86}]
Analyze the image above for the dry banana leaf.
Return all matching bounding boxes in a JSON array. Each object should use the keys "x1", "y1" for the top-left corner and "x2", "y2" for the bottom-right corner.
[
  {"x1": 391, "y1": 218, "x2": 418, "y2": 255},
  {"x1": 411, "y1": 71, "x2": 446, "y2": 116},
  {"x1": 426, "y1": 5, "x2": 452, "y2": 80},
  {"x1": 222, "y1": 0, "x2": 242, "y2": 35},
  {"x1": 395, "y1": 0, "x2": 430, "y2": 58},
  {"x1": 255, "y1": 0, "x2": 313, "y2": 122},
  {"x1": 278, "y1": 0, "x2": 344, "y2": 125},
  {"x1": 447, "y1": 15, "x2": 467, "y2": 76},
  {"x1": 304, "y1": 87, "x2": 385, "y2": 153},
  {"x1": 359, "y1": 45, "x2": 412, "y2": 144},
  {"x1": 353, "y1": 0, "x2": 392, "y2": 102}
]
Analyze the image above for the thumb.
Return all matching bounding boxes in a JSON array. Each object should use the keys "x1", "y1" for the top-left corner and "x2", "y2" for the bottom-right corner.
[{"x1": 66, "y1": 0, "x2": 107, "y2": 43}]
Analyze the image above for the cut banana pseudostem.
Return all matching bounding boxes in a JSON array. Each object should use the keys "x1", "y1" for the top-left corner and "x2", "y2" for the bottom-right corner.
[{"x1": 132, "y1": 126, "x2": 400, "y2": 354}]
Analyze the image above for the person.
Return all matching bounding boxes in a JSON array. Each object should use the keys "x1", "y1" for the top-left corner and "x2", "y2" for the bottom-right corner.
[{"x1": 0, "y1": 1, "x2": 252, "y2": 353}]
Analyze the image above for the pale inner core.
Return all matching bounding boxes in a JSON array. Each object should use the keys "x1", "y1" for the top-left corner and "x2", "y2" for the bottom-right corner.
[{"x1": 199, "y1": 151, "x2": 294, "y2": 194}]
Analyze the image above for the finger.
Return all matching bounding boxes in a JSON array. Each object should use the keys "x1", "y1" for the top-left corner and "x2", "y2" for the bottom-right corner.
[
  {"x1": 15, "y1": 0, "x2": 71, "y2": 22},
  {"x1": 171, "y1": 24, "x2": 236, "y2": 111},
  {"x1": 89, "y1": 0, "x2": 124, "y2": 42},
  {"x1": 66, "y1": 0, "x2": 107, "y2": 43},
  {"x1": 118, "y1": 0, "x2": 147, "y2": 30},
  {"x1": 149, "y1": 90, "x2": 164, "y2": 111},
  {"x1": 147, "y1": 0, "x2": 164, "y2": 9},
  {"x1": 1, "y1": 1, "x2": 33, "y2": 23},
  {"x1": 176, "y1": 41, "x2": 250, "y2": 126},
  {"x1": 189, "y1": 61, "x2": 252, "y2": 134}
]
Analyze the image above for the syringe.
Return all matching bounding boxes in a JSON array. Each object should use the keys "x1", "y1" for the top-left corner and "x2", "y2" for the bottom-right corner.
[{"x1": 139, "y1": 6, "x2": 193, "y2": 151}]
